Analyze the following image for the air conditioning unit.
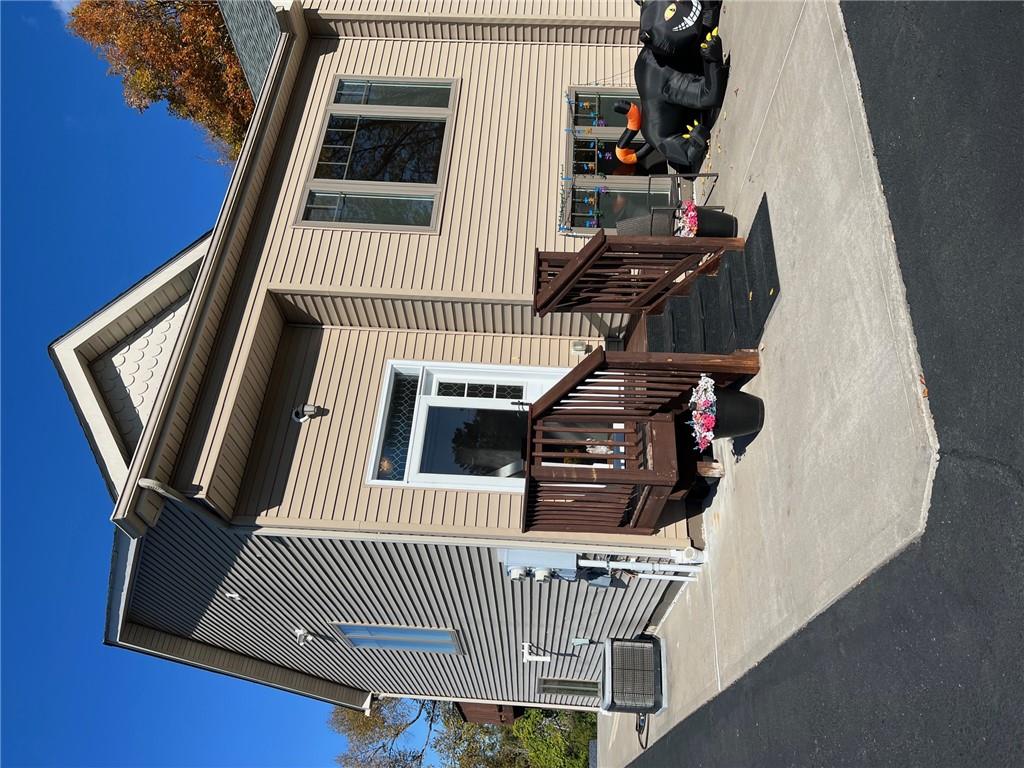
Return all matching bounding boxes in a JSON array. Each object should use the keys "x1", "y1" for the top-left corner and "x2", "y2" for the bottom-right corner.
[{"x1": 601, "y1": 636, "x2": 665, "y2": 714}]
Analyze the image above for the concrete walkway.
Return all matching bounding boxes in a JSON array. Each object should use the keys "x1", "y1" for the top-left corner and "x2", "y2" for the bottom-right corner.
[{"x1": 600, "y1": 2, "x2": 938, "y2": 765}]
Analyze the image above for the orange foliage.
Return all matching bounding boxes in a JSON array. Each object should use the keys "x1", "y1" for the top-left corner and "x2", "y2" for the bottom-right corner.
[{"x1": 69, "y1": 0, "x2": 255, "y2": 159}]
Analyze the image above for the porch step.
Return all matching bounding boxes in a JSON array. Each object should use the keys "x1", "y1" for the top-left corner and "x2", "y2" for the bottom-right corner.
[
  {"x1": 723, "y1": 250, "x2": 759, "y2": 348},
  {"x1": 697, "y1": 270, "x2": 737, "y2": 354},
  {"x1": 743, "y1": 233, "x2": 780, "y2": 340},
  {"x1": 645, "y1": 306, "x2": 673, "y2": 353},
  {"x1": 644, "y1": 292, "x2": 704, "y2": 354},
  {"x1": 642, "y1": 216, "x2": 780, "y2": 355},
  {"x1": 671, "y1": 291, "x2": 705, "y2": 353}
]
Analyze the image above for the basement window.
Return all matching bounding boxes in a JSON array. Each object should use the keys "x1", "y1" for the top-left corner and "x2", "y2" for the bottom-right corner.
[
  {"x1": 334, "y1": 624, "x2": 461, "y2": 654},
  {"x1": 538, "y1": 678, "x2": 601, "y2": 697}
]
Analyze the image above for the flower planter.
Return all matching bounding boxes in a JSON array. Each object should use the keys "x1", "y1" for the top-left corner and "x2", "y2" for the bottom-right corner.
[
  {"x1": 696, "y1": 207, "x2": 738, "y2": 238},
  {"x1": 711, "y1": 389, "x2": 764, "y2": 439}
]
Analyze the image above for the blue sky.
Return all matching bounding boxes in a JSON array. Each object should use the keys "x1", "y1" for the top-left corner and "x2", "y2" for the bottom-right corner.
[{"x1": 0, "y1": 4, "x2": 348, "y2": 766}]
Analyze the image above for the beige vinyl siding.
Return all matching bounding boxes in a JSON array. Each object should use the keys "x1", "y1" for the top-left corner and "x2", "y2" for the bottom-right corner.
[
  {"x1": 306, "y1": 0, "x2": 640, "y2": 16},
  {"x1": 170, "y1": 28, "x2": 308, "y2": 519},
  {"x1": 196, "y1": 297, "x2": 285, "y2": 516},
  {"x1": 120, "y1": 620, "x2": 369, "y2": 709},
  {"x1": 273, "y1": 288, "x2": 627, "y2": 337},
  {"x1": 269, "y1": 36, "x2": 636, "y2": 297},
  {"x1": 235, "y1": 326, "x2": 592, "y2": 530},
  {"x1": 128, "y1": 501, "x2": 668, "y2": 707},
  {"x1": 178, "y1": 37, "x2": 640, "y2": 522},
  {"x1": 232, "y1": 325, "x2": 690, "y2": 546},
  {"x1": 304, "y1": 0, "x2": 640, "y2": 43}
]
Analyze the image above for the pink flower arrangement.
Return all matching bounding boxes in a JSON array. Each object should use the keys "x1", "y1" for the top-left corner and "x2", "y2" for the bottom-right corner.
[
  {"x1": 688, "y1": 374, "x2": 717, "y2": 450},
  {"x1": 674, "y1": 199, "x2": 699, "y2": 238}
]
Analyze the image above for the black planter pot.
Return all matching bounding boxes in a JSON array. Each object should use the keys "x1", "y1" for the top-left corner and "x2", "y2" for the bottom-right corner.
[
  {"x1": 713, "y1": 389, "x2": 764, "y2": 439},
  {"x1": 696, "y1": 207, "x2": 738, "y2": 238}
]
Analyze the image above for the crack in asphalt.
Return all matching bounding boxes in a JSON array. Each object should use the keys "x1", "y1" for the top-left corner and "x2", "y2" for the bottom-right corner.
[{"x1": 938, "y1": 448, "x2": 1024, "y2": 494}]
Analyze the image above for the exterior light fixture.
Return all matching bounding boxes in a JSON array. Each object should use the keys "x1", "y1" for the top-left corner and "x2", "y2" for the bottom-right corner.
[{"x1": 292, "y1": 404, "x2": 318, "y2": 423}]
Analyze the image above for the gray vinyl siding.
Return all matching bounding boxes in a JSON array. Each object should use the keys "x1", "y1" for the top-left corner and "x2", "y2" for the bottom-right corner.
[
  {"x1": 128, "y1": 502, "x2": 668, "y2": 707},
  {"x1": 120, "y1": 621, "x2": 368, "y2": 709}
]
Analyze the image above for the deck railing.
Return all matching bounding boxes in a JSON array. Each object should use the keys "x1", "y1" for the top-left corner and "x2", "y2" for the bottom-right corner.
[
  {"x1": 522, "y1": 348, "x2": 760, "y2": 535},
  {"x1": 533, "y1": 231, "x2": 746, "y2": 317}
]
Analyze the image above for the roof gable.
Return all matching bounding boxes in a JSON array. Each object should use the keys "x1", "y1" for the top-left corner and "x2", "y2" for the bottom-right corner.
[{"x1": 49, "y1": 235, "x2": 209, "y2": 496}]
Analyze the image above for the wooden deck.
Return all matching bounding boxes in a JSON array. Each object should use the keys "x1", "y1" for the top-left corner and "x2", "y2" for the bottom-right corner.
[{"x1": 522, "y1": 348, "x2": 759, "y2": 535}]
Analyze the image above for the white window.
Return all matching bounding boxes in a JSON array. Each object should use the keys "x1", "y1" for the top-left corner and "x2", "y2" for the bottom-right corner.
[
  {"x1": 334, "y1": 624, "x2": 461, "y2": 654},
  {"x1": 367, "y1": 362, "x2": 567, "y2": 492},
  {"x1": 560, "y1": 87, "x2": 671, "y2": 235},
  {"x1": 301, "y1": 77, "x2": 458, "y2": 231}
]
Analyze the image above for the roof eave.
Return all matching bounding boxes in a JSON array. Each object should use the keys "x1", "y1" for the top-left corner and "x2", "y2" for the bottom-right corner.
[{"x1": 110, "y1": 2, "x2": 308, "y2": 539}]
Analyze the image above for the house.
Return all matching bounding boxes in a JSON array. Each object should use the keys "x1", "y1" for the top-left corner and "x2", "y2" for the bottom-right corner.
[{"x1": 51, "y1": 0, "x2": 759, "y2": 716}]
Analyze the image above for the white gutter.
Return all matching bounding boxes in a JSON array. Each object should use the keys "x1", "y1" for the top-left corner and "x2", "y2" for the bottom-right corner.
[{"x1": 110, "y1": 2, "x2": 306, "y2": 539}]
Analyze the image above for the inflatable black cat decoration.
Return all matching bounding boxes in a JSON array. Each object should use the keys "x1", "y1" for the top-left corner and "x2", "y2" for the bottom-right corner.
[{"x1": 616, "y1": 0, "x2": 728, "y2": 174}]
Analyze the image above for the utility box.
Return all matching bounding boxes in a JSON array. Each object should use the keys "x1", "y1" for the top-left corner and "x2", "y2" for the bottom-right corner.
[{"x1": 498, "y1": 548, "x2": 578, "y2": 581}]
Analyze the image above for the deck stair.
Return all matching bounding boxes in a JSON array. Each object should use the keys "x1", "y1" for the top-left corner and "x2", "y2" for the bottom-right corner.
[{"x1": 645, "y1": 245, "x2": 780, "y2": 354}]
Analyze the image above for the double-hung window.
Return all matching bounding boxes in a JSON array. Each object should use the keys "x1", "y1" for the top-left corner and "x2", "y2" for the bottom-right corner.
[
  {"x1": 368, "y1": 362, "x2": 567, "y2": 492},
  {"x1": 561, "y1": 87, "x2": 671, "y2": 234},
  {"x1": 302, "y1": 77, "x2": 457, "y2": 231}
]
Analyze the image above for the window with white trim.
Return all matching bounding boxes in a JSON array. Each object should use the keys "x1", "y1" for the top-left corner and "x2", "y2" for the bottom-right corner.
[
  {"x1": 334, "y1": 624, "x2": 461, "y2": 654},
  {"x1": 560, "y1": 87, "x2": 671, "y2": 234},
  {"x1": 302, "y1": 78, "x2": 457, "y2": 231},
  {"x1": 538, "y1": 677, "x2": 601, "y2": 697},
  {"x1": 368, "y1": 362, "x2": 566, "y2": 492}
]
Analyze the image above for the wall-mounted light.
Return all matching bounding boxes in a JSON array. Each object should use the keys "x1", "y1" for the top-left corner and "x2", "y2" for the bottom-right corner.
[{"x1": 292, "y1": 404, "x2": 318, "y2": 423}]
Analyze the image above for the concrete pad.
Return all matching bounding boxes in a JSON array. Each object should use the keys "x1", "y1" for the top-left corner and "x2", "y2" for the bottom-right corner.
[{"x1": 600, "y1": 2, "x2": 938, "y2": 765}]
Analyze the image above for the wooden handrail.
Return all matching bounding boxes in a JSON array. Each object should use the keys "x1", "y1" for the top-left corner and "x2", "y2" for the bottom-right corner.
[
  {"x1": 534, "y1": 230, "x2": 607, "y2": 316},
  {"x1": 533, "y1": 231, "x2": 746, "y2": 316}
]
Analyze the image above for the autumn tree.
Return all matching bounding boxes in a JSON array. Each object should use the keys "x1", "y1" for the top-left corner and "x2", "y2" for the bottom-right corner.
[
  {"x1": 329, "y1": 699, "x2": 596, "y2": 768},
  {"x1": 329, "y1": 698, "x2": 443, "y2": 768},
  {"x1": 68, "y1": 0, "x2": 254, "y2": 159}
]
